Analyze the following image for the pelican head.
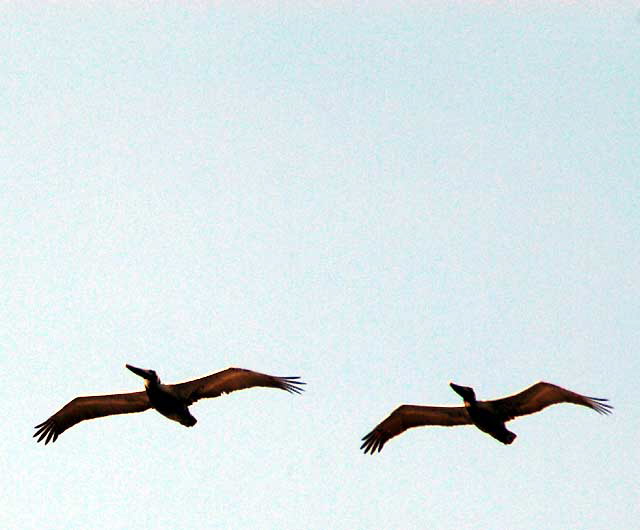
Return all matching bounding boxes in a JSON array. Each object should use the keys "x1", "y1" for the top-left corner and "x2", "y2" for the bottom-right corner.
[
  {"x1": 126, "y1": 364, "x2": 161, "y2": 386},
  {"x1": 449, "y1": 382, "x2": 476, "y2": 404}
]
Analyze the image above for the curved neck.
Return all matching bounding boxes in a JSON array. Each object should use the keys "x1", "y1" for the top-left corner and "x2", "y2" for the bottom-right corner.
[{"x1": 143, "y1": 377, "x2": 160, "y2": 390}]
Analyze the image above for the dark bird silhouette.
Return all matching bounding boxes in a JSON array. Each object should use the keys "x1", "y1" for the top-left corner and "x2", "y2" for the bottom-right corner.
[
  {"x1": 34, "y1": 364, "x2": 305, "y2": 445},
  {"x1": 361, "y1": 381, "x2": 612, "y2": 454}
]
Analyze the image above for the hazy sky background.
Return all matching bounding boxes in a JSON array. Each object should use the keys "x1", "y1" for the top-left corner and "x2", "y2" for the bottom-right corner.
[{"x1": 3, "y1": 3, "x2": 639, "y2": 529}]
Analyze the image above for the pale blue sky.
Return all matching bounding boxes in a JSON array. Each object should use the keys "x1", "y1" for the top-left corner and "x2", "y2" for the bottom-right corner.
[{"x1": 3, "y1": 3, "x2": 639, "y2": 529}]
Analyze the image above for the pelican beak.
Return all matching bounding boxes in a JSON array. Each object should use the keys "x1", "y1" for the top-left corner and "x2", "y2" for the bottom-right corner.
[
  {"x1": 126, "y1": 364, "x2": 153, "y2": 379},
  {"x1": 449, "y1": 382, "x2": 475, "y2": 401}
]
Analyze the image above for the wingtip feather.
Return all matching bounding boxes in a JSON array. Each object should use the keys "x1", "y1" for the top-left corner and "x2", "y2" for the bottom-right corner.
[{"x1": 585, "y1": 396, "x2": 613, "y2": 415}]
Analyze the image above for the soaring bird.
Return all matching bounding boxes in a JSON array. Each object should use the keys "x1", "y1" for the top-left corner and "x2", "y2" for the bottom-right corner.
[
  {"x1": 360, "y1": 381, "x2": 612, "y2": 454},
  {"x1": 34, "y1": 364, "x2": 305, "y2": 445}
]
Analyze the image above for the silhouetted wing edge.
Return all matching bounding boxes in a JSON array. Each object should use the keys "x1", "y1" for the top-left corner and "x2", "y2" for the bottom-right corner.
[
  {"x1": 489, "y1": 382, "x2": 613, "y2": 421},
  {"x1": 360, "y1": 405, "x2": 471, "y2": 455},
  {"x1": 34, "y1": 392, "x2": 150, "y2": 445},
  {"x1": 170, "y1": 368, "x2": 306, "y2": 405}
]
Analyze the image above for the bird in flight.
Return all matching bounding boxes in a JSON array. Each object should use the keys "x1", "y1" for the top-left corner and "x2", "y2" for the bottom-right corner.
[
  {"x1": 34, "y1": 364, "x2": 305, "y2": 445},
  {"x1": 361, "y1": 381, "x2": 612, "y2": 454}
]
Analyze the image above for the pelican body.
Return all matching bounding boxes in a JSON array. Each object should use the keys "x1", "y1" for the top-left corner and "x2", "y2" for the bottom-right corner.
[
  {"x1": 34, "y1": 364, "x2": 305, "y2": 445},
  {"x1": 125, "y1": 365, "x2": 197, "y2": 427},
  {"x1": 449, "y1": 383, "x2": 518, "y2": 444},
  {"x1": 361, "y1": 381, "x2": 612, "y2": 454}
]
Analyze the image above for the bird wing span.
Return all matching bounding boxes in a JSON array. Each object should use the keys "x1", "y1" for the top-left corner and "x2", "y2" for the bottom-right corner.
[
  {"x1": 360, "y1": 405, "x2": 471, "y2": 454},
  {"x1": 34, "y1": 392, "x2": 150, "y2": 445},
  {"x1": 169, "y1": 368, "x2": 305, "y2": 405},
  {"x1": 488, "y1": 382, "x2": 613, "y2": 422}
]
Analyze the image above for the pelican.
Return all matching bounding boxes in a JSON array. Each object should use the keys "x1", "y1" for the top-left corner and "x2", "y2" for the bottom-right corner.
[
  {"x1": 360, "y1": 381, "x2": 612, "y2": 454},
  {"x1": 34, "y1": 364, "x2": 305, "y2": 444}
]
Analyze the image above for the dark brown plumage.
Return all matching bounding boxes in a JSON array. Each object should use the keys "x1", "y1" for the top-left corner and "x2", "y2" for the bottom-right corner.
[
  {"x1": 361, "y1": 381, "x2": 612, "y2": 454},
  {"x1": 34, "y1": 365, "x2": 305, "y2": 445}
]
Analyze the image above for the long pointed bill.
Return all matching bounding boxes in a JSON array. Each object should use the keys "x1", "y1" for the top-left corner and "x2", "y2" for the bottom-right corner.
[
  {"x1": 126, "y1": 364, "x2": 153, "y2": 379},
  {"x1": 449, "y1": 382, "x2": 477, "y2": 403}
]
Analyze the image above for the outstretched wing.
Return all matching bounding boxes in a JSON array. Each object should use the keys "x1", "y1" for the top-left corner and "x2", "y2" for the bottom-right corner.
[
  {"x1": 360, "y1": 404, "x2": 471, "y2": 454},
  {"x1": 488, "y1": 382, "x2": 613, "y2": 422},
  {"x1": 170, "y1": 368, "x2": 305, "y2": 405},
  {"x1": 34, "y1": 392, "x2": 150, "y2": 445}
]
